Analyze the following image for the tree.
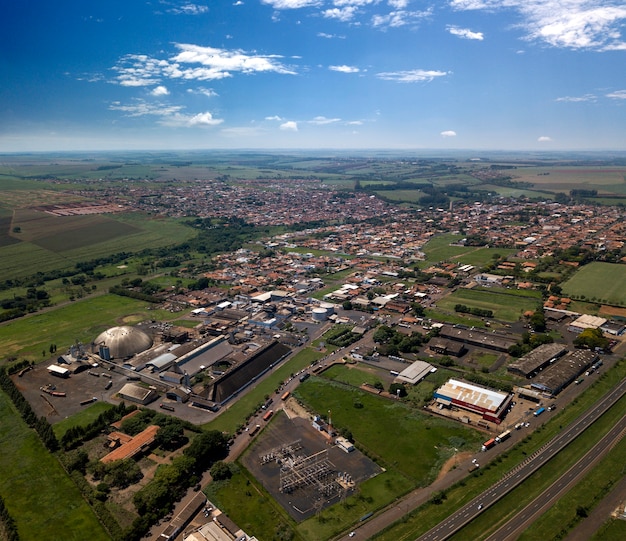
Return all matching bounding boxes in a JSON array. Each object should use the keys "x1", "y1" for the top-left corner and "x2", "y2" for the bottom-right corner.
[
  {"x1": 389, "y1": 382, "x2": 407, "y2": 397},
  {"x1": 183, "y1": 430, "x2": 229, "y2": 470},
  {"x1": 210, "y1": 461, "x2": 233, "y2": 481}
]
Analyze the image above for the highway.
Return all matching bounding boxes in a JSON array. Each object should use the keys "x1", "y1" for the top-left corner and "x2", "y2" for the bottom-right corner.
[{"x1": 417, "y1": 377, "x2": 626, "y2": 541}]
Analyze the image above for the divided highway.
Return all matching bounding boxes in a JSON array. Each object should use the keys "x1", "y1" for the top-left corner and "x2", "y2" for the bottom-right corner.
[{"x1": 417, "y1": 377, "x2": 626, "y2": 541}]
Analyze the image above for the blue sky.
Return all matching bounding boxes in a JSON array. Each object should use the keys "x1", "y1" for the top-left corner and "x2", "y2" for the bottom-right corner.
[{"x1": 2, "y1": 1, "x2": 626, "y2": 151}]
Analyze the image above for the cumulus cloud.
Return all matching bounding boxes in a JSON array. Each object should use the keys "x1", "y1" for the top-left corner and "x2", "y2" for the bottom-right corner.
[
  {"x1": 280, "y1": 120, "x2": 299, "y2": 131},
  {"x1": 441, "y1": 130, "x2": 457, "y2": 137},
  {"x1": 449, "y1": 0, "x2": 626, "y2": 51},
  {"x1": 329, "y1": 64, "x2": 360, "y2": 73},
  {"x1": 606, "y1": 89, "x2": 626, "y2": 99},
  {"x1": 112, "y1": 44, "x2": 296, "y2": 87},
  {"x1": 318, "y1": 32, "x2": 346, "y2": 39},
  {"x1": 265, "y1": 115, "x2": 283, "y2": 121},
  {"x1": 376, "y1": 69, "x2": 450, "y2": 83},
  {"x1": 388, "y1": 0, "x2": 410, "y2": 8},
  {"x1": 323, "y1": 7, "x2": 358, "y2": 21},
  {"x1": 151, "y1": 85, "x2": 170, "y2": 96},
  {"x1": 537, "y1": 135, "x2": 552, "y2": 142},
  {"x1": 160, "y1": 111, "x2": 223, "y2": 127},
  {"x1": 555, "y1": 94, "x2": 596, "y2": 102},
  {"x1": 447, "y1": 25, "x2": 484, "y2": 40}
]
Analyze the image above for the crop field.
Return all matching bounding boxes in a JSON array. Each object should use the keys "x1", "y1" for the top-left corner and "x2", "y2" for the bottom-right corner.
[
  {"x1": 561, "y1": 262, "x2": 626, "y2": 306},
  {"x1": 374, "y1": 189, "x2": 426, "y2": 202},
  {"x1": 295, "y1": 377, "x2": 482, "y2": 484},
  {"x1": 419, "y1": 233, "x2": 515, "y2": 267},
  {"x1": 0, "y1": 211, "x2": 195, "y2": 280},
  {"x1": 0, "y1": 391, "x2": 110, "y2": 541},
  {"x1": 474, "y1": 183, "x2": 551, "y2": 199},
  {"x1": 436, "y1": 287, "x2": 542, "y2": 322}
]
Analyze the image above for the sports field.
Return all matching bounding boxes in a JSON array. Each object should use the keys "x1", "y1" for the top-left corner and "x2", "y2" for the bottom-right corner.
[
  {"x1": 561, "y1": 262, "x2": 626, "y2": 306},
  {"x1": 436, "y1": 287, "x2": 542, "y2": 322}
]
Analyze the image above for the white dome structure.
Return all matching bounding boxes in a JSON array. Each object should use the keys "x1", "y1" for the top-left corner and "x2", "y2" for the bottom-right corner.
[{"x1": 94, "y1": 326, "x2": 153, "y2": 359}]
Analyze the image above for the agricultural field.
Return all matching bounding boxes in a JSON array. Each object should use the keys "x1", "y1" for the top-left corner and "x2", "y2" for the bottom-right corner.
[
  {"x1": 511, "y1": 166, "x2": 626, "y2": 194},
  {"x1": 0, "y1": 210, "x2": 195, "y2": 280},
  {"x1": 0, "y1": 391, "x2": 110, "y2": 541},
  {"x1": 435, "y1": 287, "x2": 542, "y2": 322},
  {"x1": 561, "y1": 262, "x2": 626, "y2": 306}
]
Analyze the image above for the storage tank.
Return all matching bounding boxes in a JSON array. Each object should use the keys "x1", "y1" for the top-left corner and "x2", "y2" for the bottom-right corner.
[{"x1": 312, "y1": 307, "x2": 328, "y2": 322}]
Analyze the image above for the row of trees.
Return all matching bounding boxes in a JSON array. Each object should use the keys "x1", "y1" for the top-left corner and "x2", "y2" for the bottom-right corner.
[
  {"x1": 454, "y1": 304, "x2": 493, "y2": 318},
  {"x1": 0, "y1": 494, "x2": 19, "y2": 541},
  {"x1": 0, "y1": 367, "x2": 58, "y2": 452}
]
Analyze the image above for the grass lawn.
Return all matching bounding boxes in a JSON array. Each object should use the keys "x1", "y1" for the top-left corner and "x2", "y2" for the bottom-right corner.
[
  {"x1": 0, "y1": 391, "x2": 110, "y2": 541},
  {"x1": 52, "y1": 401, "x2": 114, "y2": 438},
  {"x1": 295, "y1": 377, "x2": 482, "y2": 484},
  {"x1": 0, "y1": 294, "x2": 171, "y2": 362},
  {"x1": 562, "y1": 262, "x2": 626, "y2": 306}
]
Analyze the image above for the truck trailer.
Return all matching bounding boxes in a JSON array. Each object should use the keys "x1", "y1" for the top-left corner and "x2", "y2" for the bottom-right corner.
[
  {"x1": 481, "y1": 438, "x2": 496, "y2": 451},
  {"x1": 495, "y1": 430, "x2": 511, "y2": 443},
  {"x1": 534, "y1": 407, "x2": 546, "y2": 417}
]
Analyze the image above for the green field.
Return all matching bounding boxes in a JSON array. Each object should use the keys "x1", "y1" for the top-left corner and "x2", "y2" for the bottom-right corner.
[
  {"x1": 435, "y1": 287, "x2": 542, "y2": 322},
  {"x1": 561, "y1": 262, "x2": 626, "y2": 306},
  {"x1": 295, "y1": 377, "x2": 482, "y2": 484},
  {"x1": 419, "y1": 233, "x2": 515, "y2": 268},
  {"x1": 0, "y1": 294, "x2": 172, "y2": 361},
  {"x1": 0, "y1": 210, "x2": 195, "y2": 281},
  {"x1": 0, "y1": 391, "x2": 110, "y2": 541}
]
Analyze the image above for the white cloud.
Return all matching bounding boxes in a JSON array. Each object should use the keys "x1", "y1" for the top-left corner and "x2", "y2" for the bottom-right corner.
[
  {"x1": 318, "y1": 32, "x2": 345, "y2": 39},
  {"x1": 309, "y1": 116, "x2": 341, "y2": 125},
  {"x1": 151, "y1": 85, "x2": 170, "y2": 96},
  {"x1": 109, "y1": 100, "x2": 183, "y2": 117},
  {"x1": 261, "y1": 0, "x2": 320, "y2": 8},
  {"x1": 441, "y1": 130, "x2": 457, "y2": 137},
  {"x1": 160, "y1": 111, "x2": 224, "y2": 127},
  {"x1": 449, "y1": 0, "x2": 626, "y2": 51},
  {"x1": 280, "y1": 121, "x2": 299, "y2": 131},
  {"x1": 388, "y1": 0, "x2": 409, "y2": 8},
  {"x1": 447, "y1": 25, "x2": 484, "y2": 40},
  {"x1": 372, "y1": 8, "x2": 433, "y2": 29},
  {"x1": 323, "y1": 7, "x2": 358, "y2": 21},
  {"x1": 168, "y1": 3, "x2": 209, "y2": 15},
  {"x1": 187, "y1": 87, "x2": 218, "y2": 97},
  {"x1": 538, "y1": 135, "x2": 552, "y2": 142},
  {"x1": 265, "y1": 115, "x2": 283, "y2": 121},
  {"x1": 376, "y1": 69, "x2": 450, "y2": 83},
  {"x1": 555, "y1": 94, "x2": 596, "y2": 102},
  {"x1": 233, "y1": 1, "x2": 244, "y2": 5},
  {"x1": 329, "y1": 64, "x2": 360, "y2": 73},
  {"x1": 606, "y1": 90, "x2": 626, "y2": 99},
  {"x1": 112, "y1": 44, "x2": 296, "y2": 87},
  {"x1": 109, "y1": 99, "x2": 222, "y2": 127}
]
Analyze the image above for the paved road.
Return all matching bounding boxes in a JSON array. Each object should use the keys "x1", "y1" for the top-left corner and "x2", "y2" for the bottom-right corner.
[
  {"x1": 485, "y1": 413, "x2": 626, "y2": 541},
  {"x1": 416, "y1": 377, "x2": 626, "y2": 541}
]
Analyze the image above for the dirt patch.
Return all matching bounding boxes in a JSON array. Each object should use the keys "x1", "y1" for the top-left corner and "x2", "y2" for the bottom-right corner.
[
  {"x1": 435, "y1": 451, "x2": 473, "y2": 482},
  {"x1": 599, "y1": 305, "x2": 626, "y2": 317},
  {"x1": 283, "y1": 397, "x2": 311, "y2": 420}
]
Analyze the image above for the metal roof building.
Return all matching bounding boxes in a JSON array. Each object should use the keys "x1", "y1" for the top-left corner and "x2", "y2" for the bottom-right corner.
[
  {"x1": 508, "y1": 343, "x2": 568, "y2": 378},
  {"x1": 434, "y1": 378, "x2": 511, "y2": 424},
  {"x1": 396, "y1": 361, "x2": 434, "y2": 385},
  {"x1": 530, "y1": 349, "x2": 598, "y2": 395}
]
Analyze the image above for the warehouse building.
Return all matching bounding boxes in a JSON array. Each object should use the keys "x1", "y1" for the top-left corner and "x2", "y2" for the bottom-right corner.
[
  {"x1": 396, "y1": 360, "x2": 434, "y2": 385},
  {"x1": 507, "y1": 343, "x2": 568, "y2": 378},
  {"x1": 530, "y1": 349, "x2": 598, "y2": 395},
  {"x1": 117, "y1": 383, "x2": 158, "y2": 405},
  {"x1": 437, "y1": 325, "x2": 517, "y2": 353},
  {"x1": 434, "y1": 378, "x2": 511, "y2": 424}
]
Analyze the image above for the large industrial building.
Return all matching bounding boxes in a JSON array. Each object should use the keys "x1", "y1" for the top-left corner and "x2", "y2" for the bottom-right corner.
[
  {"x1": 434, "y1": 378, "x2": 512, "y2": 424},
  {"x1": 529, "y1": 349, "x2": 598, "y2": 395},
  {"x1": 507, "y1": 343, "x2": 568, "y2": 378}
]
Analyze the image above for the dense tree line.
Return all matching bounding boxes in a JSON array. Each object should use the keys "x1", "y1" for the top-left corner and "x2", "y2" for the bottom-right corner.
[
  {"x1": 372, "y1": 325, "x2": 425, "y2": 356},
  {"x1": 454, "y1": 304, "x2": 493, "y2": 318},
  {"x1": 0, "y1": 494, "x2": 19, "y2": 541},
  {"x1": 0, "y1": 367, "x2": 58, "y2": 452},
  {"x1": 108, "y1": 285, "x2": 160, "y2": 303}
]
